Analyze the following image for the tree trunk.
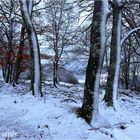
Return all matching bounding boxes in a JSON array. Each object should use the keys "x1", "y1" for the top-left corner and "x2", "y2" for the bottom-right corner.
[
  {"x1": 3, "y1": 16, "x2": 14, "y2": 84},
  {"x1": 104, "y1": 0, "x2": 123, "y2": 107},
  {"x1": 80, "y1": 0, "x2": 109, "y2": 123},
  {"x1": 53, "y1": 60, "x2": 59, "y2": 87},
  {"x1": 132, "y1": 67, "x2": 137, "y2": 88},
  {"x1": 13, "y1": 26, "x2": 25, "y2": 85},
  {"x1": 19, "y1": 0, "x2": 42, "y2": 96}
]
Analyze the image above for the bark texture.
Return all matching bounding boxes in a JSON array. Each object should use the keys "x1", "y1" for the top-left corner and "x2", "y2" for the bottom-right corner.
[
  {"x1": 80, "y1": 0, "x2": 103, "y2": 123},
  {"x1": 19, "y1": 0, "x2": 42, "y2": 96},
  {"x1": 104, "y1": 0, "x2": 123, "y2": 106}
]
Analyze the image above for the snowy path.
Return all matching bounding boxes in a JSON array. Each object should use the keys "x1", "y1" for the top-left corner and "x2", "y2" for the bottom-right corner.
[
  {"x1": 0, "y1": 82, "x2": 140, "y2": 140},
  {"x1": 0, "y1": 93, "x2": 52, "y2": 139}
]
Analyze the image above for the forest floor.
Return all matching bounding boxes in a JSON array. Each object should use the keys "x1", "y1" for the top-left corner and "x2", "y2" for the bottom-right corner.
[{"x1": 0, "y1": 80, "x2": 140, "y2": 140}]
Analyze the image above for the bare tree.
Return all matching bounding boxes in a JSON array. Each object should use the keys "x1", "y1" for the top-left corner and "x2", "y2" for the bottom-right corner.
[
  {"x1": 104, "y1": 0, "x2": 140, "y2": 107},
  {"x1": 19, "y1": 0, "x2": 42, "y2": 96},
  {"x1": 44, "y1": 0, "x2": 79, "y2": 87},
  {"x1": 13, "y1": 25, "x2": 26, "y2": 85},
  {"x1": 0, "y1": 0, "x2": 21, "y2": 84}
]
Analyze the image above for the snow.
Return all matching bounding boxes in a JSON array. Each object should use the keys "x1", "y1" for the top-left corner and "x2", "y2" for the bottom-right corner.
[
  {"x1": 21, "y1": 0, "x2": 32, "y2": 27},
  {"x1": 0, "y1": 0, "x2": 139, "y2": 139},
  {"x1": 28, "y1": 0, "x2": 33, "y2": 15},
  {"x1": 0, "y1": 79, "x2": 140, "y2": 140},
  {"x1": 121, "y1": 27, "x2": 140, "y2": 46},
  {"x1": 112, "y1": 128, "x2": 132, "y2": 140}
]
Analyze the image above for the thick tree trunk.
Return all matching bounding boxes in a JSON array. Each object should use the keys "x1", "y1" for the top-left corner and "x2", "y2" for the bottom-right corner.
[
  {"x1": 19, "y1": 0, "x2": 42, "y2": 96},
  {"x1": 104, "y1": 0, "x2": 123, "y2": 107},
  {"x1": 80, "y1": 0, "x2": 109, "y2": 123}
]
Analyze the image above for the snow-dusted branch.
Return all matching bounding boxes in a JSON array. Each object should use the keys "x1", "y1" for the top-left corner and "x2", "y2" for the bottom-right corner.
[{"x1": 121, "y1": 27, "x2": 140, "y2": 46}]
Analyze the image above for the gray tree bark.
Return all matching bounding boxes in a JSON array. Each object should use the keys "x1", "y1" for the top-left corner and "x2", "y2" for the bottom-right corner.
[
  {"x1": 79, "y1": 0, "x2": 109, "y2": 123},
  {"x1": 104, "y1": 0, "x2": 123, "y2": 107},
  {"x1": 19, "y1": 0, "x2": 42, "y2": 96}
]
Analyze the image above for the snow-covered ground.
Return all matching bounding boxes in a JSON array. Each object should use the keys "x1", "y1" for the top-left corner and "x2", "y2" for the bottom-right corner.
[{"x1": 0, "y1": 80, "x2": 140, "y2": 140}]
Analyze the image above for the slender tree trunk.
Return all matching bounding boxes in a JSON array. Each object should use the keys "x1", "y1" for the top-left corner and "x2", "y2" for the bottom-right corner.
[
  {"x1": 13, "y1": 26, "x2": 25, "y2": 85},
  {"x1": 5, "y1": 63, "x2": 11, "y2": 83},
  {"x1": 4, "y1": 17, "x2": 14, "y2": 83},
  {"x1": 124, "y1": 71, "x2": 129, "y2": 89},
  {"x1": 105, "y1": 47, "x2": 109, "y2": 73},
  {"x1": 132, "y1": 67, "x2": 137, "y2": 88},
  {"x1": 104, "y1": 0, "x2": 123, "y2": 107},
  {"x1": 124, "y1": 61, "x2": 130, "y2": 89},
  {"x1": 19, "y1": 0, "x2": 42, "y2": 96},
  {"x1": 53, "y1": 35, "x2": 59, "y2": 87},
  {"x1": 80, "y1": 0, "x2": 109, "y2": 123},
  {"x1": 53, "y1": 60, "x2": 59, "y2": 87}
]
